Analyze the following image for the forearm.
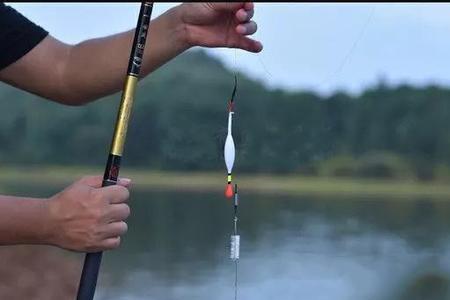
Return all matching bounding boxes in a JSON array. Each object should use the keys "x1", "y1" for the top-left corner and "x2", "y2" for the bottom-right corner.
[
  {"x1": 0, "y1": 3, "x2": 260, "y2": 105},
  {"x1": 61, "y1": 5, "x2": 189, "y2": 105},
  {"x1": 0, "y1": 195, "x2": 52, "y2": 246}
]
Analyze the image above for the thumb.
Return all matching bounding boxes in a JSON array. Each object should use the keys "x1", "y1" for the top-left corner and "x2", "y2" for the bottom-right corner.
[
  {"x1": 117, "y1": 177, "x2": 132, "y2": 188},
  {"x1": 78, "y1": 175, "x2": 103, "y2": 188},
  {"x1": 78, "y1": 175, "x2": 132, "y2": 188}
]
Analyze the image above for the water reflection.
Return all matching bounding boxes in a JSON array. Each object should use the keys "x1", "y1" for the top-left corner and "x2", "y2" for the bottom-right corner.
[{"x1": 87, "y1": 190, "x2": 450, "y2": 300}]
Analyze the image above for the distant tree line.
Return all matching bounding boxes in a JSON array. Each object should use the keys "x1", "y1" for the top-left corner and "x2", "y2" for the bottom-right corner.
[{"x1": 1, "y1": 50, "x2": 450, "y2": 180}]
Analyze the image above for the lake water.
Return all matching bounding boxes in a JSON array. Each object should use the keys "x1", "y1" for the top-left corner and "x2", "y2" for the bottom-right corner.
[
  {"x1": 4, "y1": 183, "x2": 450, "y2": 300},
  {"x1": 96, "y1": 189, "x2": 450, "y2": 300}
]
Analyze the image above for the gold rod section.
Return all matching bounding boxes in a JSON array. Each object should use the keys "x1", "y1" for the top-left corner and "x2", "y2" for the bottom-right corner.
[{"x1": 110, "y1": 75, "x2": 139, "y2": 156}]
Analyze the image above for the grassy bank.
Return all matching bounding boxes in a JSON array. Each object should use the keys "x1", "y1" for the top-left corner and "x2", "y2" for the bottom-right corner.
[{"x1": 1, "y1": 165, "x2": 450, "y2": 199}]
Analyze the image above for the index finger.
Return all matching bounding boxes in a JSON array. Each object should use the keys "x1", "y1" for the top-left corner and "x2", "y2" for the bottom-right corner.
[{"x1": 102, "y1": 185, "x2": 130, "y2": 204}]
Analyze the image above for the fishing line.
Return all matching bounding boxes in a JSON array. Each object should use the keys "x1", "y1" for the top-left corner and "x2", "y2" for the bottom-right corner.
[
  {"x1": 256, "y1": 52, "x2": 273, "y2": 79},
  {"x1": 237, "y1": 6, "x2": 375, "y2": 92},
  {"x1": 319, "y1": 6, "x2": 376, "y2": 88}
]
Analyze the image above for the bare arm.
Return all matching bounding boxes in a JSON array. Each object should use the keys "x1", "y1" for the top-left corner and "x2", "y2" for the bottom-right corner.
[
  {"x1": 0, "y1": 176, "x2": 131, "y2": 252},
  {"x1": 62, "y1": 7, "x2": 188, "y2": 104},
  {"x1": 0, "y1": 195, "x2": 52, "y2": 246},
  {"x1": 0, "y1": 6, "x2": 188, "y2": 105},
  {"x1": 0, "y1": 3, "x2": 262, "y2": 106}
]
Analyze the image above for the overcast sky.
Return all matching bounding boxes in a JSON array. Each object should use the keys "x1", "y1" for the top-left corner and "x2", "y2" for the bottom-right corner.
[{"x1": 7, "y1": 2, "x2": 450, "y2": 96}]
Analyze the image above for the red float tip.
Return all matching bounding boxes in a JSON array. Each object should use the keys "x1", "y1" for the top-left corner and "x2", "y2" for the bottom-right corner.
[{"x1": 225, "y1": 183, "x2": 234, "y2": 199}]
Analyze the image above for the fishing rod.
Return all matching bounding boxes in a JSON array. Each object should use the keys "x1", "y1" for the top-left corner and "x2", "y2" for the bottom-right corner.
[{"x1": 76, "y1": 2, "x2": 154, "y2": 299}]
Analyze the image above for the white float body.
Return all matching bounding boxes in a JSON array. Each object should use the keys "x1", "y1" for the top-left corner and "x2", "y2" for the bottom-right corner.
[{"x1": 224, "y1": 112, "x2": 235, "y2": 174}]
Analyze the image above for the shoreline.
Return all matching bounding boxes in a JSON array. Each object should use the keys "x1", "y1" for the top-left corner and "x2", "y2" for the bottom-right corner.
[{"x1": 1, "y1": 165, "x2": 450, "y2": 199}]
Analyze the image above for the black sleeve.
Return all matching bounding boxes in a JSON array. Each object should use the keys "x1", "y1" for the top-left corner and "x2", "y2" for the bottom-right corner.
[{"x1": 0, "y1": 3, "x2": 49, "y2": 71}]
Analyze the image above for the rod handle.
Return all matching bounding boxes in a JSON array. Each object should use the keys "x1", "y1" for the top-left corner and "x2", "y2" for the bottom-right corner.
[{"x1": 76, "y1": 156, "x2": 120, "y2": 300}]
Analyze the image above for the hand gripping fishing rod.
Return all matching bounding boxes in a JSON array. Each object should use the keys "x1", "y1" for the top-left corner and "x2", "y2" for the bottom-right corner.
[{"x1": 76, "y1": 2, "x2": 154, "y2": 300}]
